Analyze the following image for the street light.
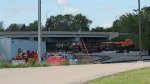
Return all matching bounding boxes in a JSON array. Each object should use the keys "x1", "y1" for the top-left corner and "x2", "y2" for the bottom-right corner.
[
  {"x1": 46, "y1": 10, "x2": 51, "y2": 31},
  {"x1": 38, "y1": 0, "x2": 42, "y2": 63},
  {"x1": 78, "y1": 21, "x2": 82, "y2": 32},
  {"x1": 138, "y1": 0, "x2": 142, "y2": 61},
  {"x1": 46, "y1": 10, "x2": 50, "y2": 20}
]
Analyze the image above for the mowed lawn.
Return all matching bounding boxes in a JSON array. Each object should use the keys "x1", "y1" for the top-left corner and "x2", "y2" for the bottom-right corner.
[{"x1": 84, "y1": 67, "x2": 150, "y2": 84}]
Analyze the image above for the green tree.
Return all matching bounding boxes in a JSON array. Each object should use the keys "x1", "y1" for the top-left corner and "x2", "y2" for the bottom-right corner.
[
  {"x1": 45, "y1": 14, "x2": 92, "y2": 31},
  {"x1": 112, "y1": 13, "x2": 138, "y2": 34},
  {"x1": 27, "y1": 21, "x2": 38, "y2": 31},
  {"x1": 0, "y1": 27, "x2": 4, "y2": 31},
  {"x1": 73, "y1": 14, "x2": 92, "y2": 31},
  {"x1": 20, "y1": 24, "x2": 27, "y2": 31},
  {"x1": 111, "y1": 6, "x2": 150, "y2": 49},
  {"x1": 0, "y1": 21, "x2": 4, "y2": 31},
  {"x1": 45, "y1": 14, "x2": 74, "y2": 31},
  {"x1": 6, "y1": 23, "x2": 21, "y2": 31},
  {"x1": 91, "y1": 27, "x2": 105, "y2": 32},
  {"x1": 140, "y1": 6, "x2": 150, "y2": 48}
]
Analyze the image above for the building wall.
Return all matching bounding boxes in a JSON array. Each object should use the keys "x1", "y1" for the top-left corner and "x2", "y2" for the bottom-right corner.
[
  {"x1": 0, "y1": 38, "x2": 12, "y2": 60},
  {"x1": 0, "y1": 38, "x2": 46, "y2": 61},
  {"x1": 11, "y1": 39, "x2": 46, "y2": 59}
]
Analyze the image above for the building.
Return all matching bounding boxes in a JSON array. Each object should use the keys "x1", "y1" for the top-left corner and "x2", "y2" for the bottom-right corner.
[
  {"x1": 0, "y1": 31, "x2": 119, "y2": 52},
  {"x1": 0, "y1": 38, "x2": 46, "y2": 60}
]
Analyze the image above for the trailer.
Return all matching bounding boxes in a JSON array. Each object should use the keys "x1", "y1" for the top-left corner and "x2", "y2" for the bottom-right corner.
[{"x1": 0, "y1": 38, "x2": 46, "y2": 61}]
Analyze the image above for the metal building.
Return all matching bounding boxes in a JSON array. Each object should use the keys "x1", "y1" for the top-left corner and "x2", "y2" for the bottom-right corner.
[{"x1": 0, "y1": 38, "x2": 46, "y2": 61}]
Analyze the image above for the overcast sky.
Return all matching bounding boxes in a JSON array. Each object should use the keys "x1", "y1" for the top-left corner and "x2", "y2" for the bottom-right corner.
[{"x1": 0, "y1": 0, "x2": 150, "y2": 29}]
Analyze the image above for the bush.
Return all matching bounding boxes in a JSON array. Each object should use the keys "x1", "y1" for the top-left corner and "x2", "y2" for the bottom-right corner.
[
  {"x1": 0, "y1": 61, "x2": 12, "y2": 68},
  {"x1": 0, "y1": 61, "x2": 49, "y2": 69},
  {"x1": 41, "y1": 63, "x2": 49, "y2": 67},
  {"x1": 27, "y1": 63, "x2": 49, "y2": 67},
  {"x1": 62, "y1": 60, "x2": 70, "y2": 65},
  {"x1": 12, "y1": 64, "x2": 28, "y2": 68}
]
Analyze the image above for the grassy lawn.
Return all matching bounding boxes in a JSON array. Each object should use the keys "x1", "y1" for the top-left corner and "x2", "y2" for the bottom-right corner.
[{"x1": 84, "y1": 67, "x2": 150, "y2": 84}]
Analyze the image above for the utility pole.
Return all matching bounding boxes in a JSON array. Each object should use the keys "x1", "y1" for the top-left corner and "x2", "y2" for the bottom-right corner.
[
  {"x1": 38, "y1": 0, "x2": 42, "y2": 63},
  {"x1": 138, "y1": 0, "x2": 142, "y2": 61}
]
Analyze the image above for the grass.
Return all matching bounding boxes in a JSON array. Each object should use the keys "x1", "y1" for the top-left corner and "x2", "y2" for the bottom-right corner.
[
  {"x1": 0, "y1": 61, "x2": 49, "y2": 69},
  {"x1": 83, "y1": 67, "x2": 150, "y2": 84}
]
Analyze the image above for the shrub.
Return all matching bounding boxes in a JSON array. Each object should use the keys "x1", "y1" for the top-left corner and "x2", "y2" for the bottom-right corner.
[
  {"x1": 62, "y1": 60, "x2": 70, "y2": 65},
  {"x1": 0, "y1": 61, "x2": 12, "y2": 68},
  {"x1": 12, "y1": 64, "x2": 27, "y2": 68},
  {"x1": 0, "y1": 61, "x2": 49, "y2": 69}
]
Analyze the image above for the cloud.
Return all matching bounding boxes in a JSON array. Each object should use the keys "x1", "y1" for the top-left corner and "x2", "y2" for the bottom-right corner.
[
  {"x1": 103, "y1": 23, "x2": 112, "y2": 28},
  {"x1": 64, "y1": 7, "x2": 81, "y2": 14},
  {"x1": 55, "y1": 0, "x2": 81, "y2": 14},
  {"x1": 101, "y1": 7, "x2": 113, "y2": 12},
  {"x1": 9, "y1": 7, "x2": 37, "y2": 13},
  {"x1": 6, "y1": 7, "x2": 37, "y2": 16},
  {"x1": 56, "y1": 0, "x2": 67, "y2": 5}
]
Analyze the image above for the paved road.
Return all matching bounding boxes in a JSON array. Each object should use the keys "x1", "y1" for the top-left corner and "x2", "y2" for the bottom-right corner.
[
  {"x1": 0, "y1": 62, "x2": 150, "y2": 84},
  {"x1": 75, "y1": 52, "x2": 150, "y2": 63}
]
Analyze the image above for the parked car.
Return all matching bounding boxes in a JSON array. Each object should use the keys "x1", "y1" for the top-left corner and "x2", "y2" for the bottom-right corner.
[{"x1": 61, "y1": 54, "x2": 78, "y2": 64}]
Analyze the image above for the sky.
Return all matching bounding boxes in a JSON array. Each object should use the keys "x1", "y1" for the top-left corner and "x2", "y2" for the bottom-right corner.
[{"x1": 0, "y1": 0, "x2": 150, "y2": 29}]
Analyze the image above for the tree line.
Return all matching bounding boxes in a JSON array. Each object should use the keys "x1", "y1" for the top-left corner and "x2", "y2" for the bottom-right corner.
[
  {"x1": 0, "y1": 6, "x2": 150, "y2": 49},
  {"x1": 0, "y1": 13, "x2": 113, "y2": 32},
  {"x1": 0, "y1": 14, "x2": 92, "y2": 32},
  {"x1": 110, "y1": 6, "x2": 150, "y2": 49}
]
